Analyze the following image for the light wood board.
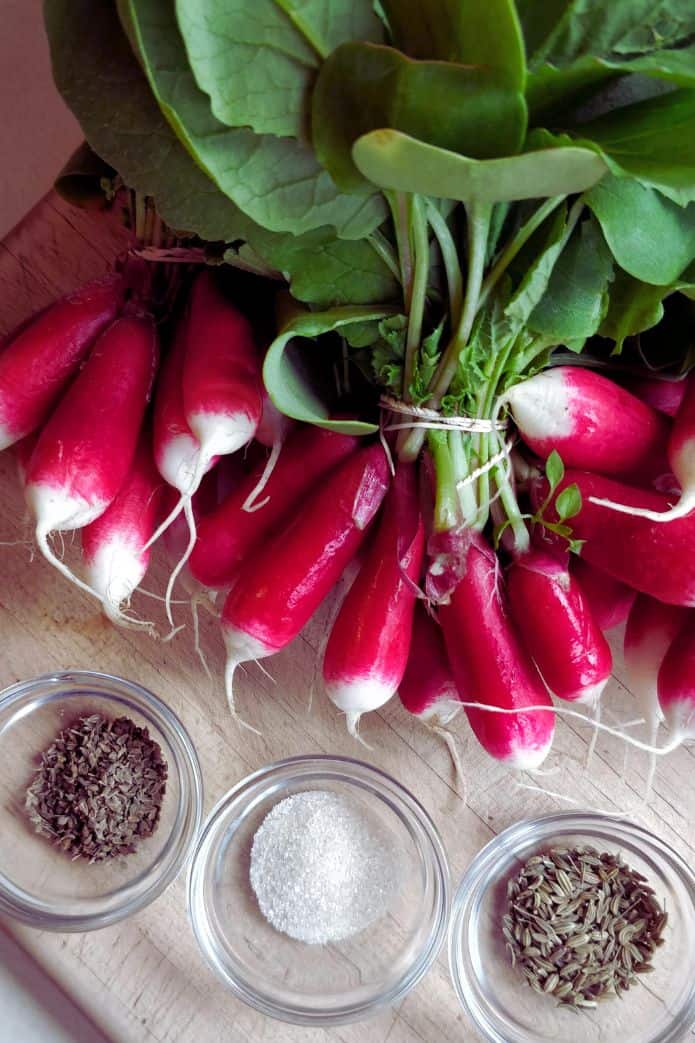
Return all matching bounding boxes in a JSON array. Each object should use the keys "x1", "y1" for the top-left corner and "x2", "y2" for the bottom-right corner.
[{"x1": 0, "y1": 193, "x2": 693, "y2": 1043}]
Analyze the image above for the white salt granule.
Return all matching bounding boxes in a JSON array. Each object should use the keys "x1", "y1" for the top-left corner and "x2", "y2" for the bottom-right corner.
[{"x1": 249, "y1": 789, "x2": 400, "y2": 944}]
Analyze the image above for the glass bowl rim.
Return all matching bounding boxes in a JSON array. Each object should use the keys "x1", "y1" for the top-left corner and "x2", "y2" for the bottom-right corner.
[
  {"x1": 448, "y1": 809, "x2": 695, "y2": 1043},
  {"x1": 187, "y1": 752, "x2": 451, "y2": 1026},
  {"x1": 0, "y1": 669, "x2": 204, "y2": 931}
]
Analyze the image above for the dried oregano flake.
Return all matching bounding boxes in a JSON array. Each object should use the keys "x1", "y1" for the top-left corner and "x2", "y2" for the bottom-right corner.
[
  {"x1": 25, "y1": 713, "x2": 167, "y2": 862},
  {"x1": 504, "y1": 846, "x2": 667, "y2": 1008}
]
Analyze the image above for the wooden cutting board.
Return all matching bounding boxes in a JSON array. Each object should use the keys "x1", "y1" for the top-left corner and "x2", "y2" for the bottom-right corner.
[{"x1": 1, "y1": 193, "x2": 693, "y2": 1043}]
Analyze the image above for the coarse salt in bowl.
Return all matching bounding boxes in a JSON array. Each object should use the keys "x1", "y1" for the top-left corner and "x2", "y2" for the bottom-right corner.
[
  {"x1": 449, "y1": 812, "x2": 695, "y2": 1043},
  {"x1": 187, "y1": 755, "x2": 450, "y2": 1025},
  {"x1": 0, "y1": 670, "x2": 203, "y2": 931}
]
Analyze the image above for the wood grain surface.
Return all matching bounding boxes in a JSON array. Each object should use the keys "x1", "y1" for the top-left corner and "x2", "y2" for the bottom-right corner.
[{"x1": 1, "y1": 194, "x2": 693, "y2": 1043}]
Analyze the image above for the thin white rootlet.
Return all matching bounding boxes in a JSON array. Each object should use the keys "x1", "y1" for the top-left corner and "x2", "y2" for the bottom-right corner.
[
  {"x1": 505, "y1": 370, "x2": 574, "y2": 442},
  {"x1": 188, "y1": 409, "x2": 257, "y2": 459},
  {"x1": 223, "y1": 625, "x2": 275, "y2": 728}
]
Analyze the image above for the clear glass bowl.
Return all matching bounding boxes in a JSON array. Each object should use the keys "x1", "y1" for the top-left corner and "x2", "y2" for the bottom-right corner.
[
  {"x1": 0, "y1": 670, "x2": 203, "y2": 931},
  {"x1": 188, "y1": 754, "x2": 450, "y2": 1025},
  {"x1": 449, "y1": 812, "x2": 695, "y2": 1043}
]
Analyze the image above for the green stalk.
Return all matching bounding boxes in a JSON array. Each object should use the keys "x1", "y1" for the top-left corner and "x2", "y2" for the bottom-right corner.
[
  {"x1": 428, "y1": 430, "x2": 460, "y2": 532},
  {"x1": 368, "y1": 229, "x2": 401, "y2": 281},
  {"x1": 386, "y1": 190, "x2": 414, "y2": 310},
  {"x1": 477, "y1": 195, "x2": 565, "y2": 313},
  {"x1": 492, "y1": 430, "x2": 529, "y2": 554},
  {"x1": 430, "y1": 201, "x2": 492, "y2": 404},
  {"x1": 403, "y1": 195, "x2": 430, "y2": 402},
  {"x1": 398, "y1": 201, "x2": 491, "y2": 462},
  {"x1": 426, "y1": 201, "x2": 463, "y2": 327},
  {"x1": 449, "y1": 430, "x2": 478, "y2": 527}
]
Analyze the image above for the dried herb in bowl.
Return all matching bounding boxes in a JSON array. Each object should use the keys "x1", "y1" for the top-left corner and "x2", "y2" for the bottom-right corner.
[
  {"x1": 503, "y1": 847, "x2": 667, "y2": 1008},
  {"x1": 25, "y1": 713, "x2": 167, "y2": 862}
]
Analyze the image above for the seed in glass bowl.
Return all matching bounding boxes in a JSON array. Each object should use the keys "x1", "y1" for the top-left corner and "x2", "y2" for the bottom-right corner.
[{"x1": 503, "y1": 846, "x2": 667, "y2": 1007}]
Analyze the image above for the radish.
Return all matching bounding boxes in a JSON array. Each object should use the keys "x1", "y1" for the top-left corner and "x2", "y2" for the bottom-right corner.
[
  {"x1": 398, "y1": 601, "x2": 461, "y2": 726},
  {"x1": 81, "y1": 430, "x2": 163, "y2": 625},
  {"x1": 182, "y1": 271, "x2": 262, "y2": 477},
  {"x1": 323, "y1": 461, "x2": 424, "y2": 735},
  {"x1": 624, "y1": 594, "x2": 690, "y2": 735},
  {"x1": 538, "y1": 470, "x2": 695, "y2": 606},
  {"x1": 657, "y1": 623, "x2": 695, "y2": 742},
  {"x1": 622, "y1": 374, "x2": 687, "y2": 418},
  {"x1": 439, "y1": 531, "x2": 554, "y2": 769},
  {"x1": 25, "y1": 314, "x2": 158, "y2": 595},
  {"x1": 591, "y1": 371, "x2": 695, "y2": 522},
  {"x1": 189, "y1": 425, "x2": 358, "y2": 589},
  {"x1": 570, "y1": 556, "x2": 636, "y2": 631},
  {"x1": 504, "y1": 367, "x2": 670, "y2": 481},
  {"x1": 0, "y1": 274, "x2": 122, "y2": 450},
  {"x1": 150, "y1": 273, "x2": 262, "y2": 618},
  {"x1": 507, "y1": 548, "x2": 612, "y2": 704},
  {"x1": 221, "y1": 442, "x2": 390, "y2": 717}
]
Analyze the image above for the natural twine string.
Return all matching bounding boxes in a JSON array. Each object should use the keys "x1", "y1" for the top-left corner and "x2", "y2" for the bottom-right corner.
[{"x1": 380, "y1": 394, "x2": 508, "y2": 433}]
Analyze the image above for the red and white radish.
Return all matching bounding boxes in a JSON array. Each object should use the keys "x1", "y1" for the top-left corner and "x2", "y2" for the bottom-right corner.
[
  {"x1": 25, "y1": 314, "x2": 158, "y2": 595},
  {"x1": 591, "y1": 371, "x2": 695, "y2": 522},
  {"x1": 190, "y1": 425, "x2": 358, "y2": 589},
  {"x1": 323, "y1": 461, "x2": 424, "y2": 734},
  {"x1": 538, "y1": 470, "x2": 695, "y2": 606},
  {"x1": 507, "y1": 548, "x2": 612, "y2": 704},
  {"x1": 221, "y1": 442, "x2": 390, "y2": 716},
  {"x1": 182, "y1": 271, "x2": 262, "y2": 477},
  {"x1": 624, "y1": 594, "x2": 690, "y2": 736},
  {"x1": 569, "y1": 556, "x2": 636, "y2": 632},
  {"x1": 505, "y1": 367, "x2": 670, "y2": 481},
  {"x1": 0, "y1": 274, "x2": 123, "y2": 450},
  {"x1": 399, "y1": 601, "x2": 461, "y2": 726},
  {"x1": 150, "y1": 273, "x2": 262, "y2": 617},
  {"x1": 439, "y1": 531, "x2": 555, "y2": 769},
  {"x1": 81, "y1": 430, "x2": 162, "y2": 625},
  {"x1": 657, "y1": 623, "x2": 695, "y2": 742}
]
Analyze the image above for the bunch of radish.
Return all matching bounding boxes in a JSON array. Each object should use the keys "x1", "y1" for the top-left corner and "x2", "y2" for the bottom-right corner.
[{"x1": 3, "y1": 269, "x2": 694, "y2": 773}]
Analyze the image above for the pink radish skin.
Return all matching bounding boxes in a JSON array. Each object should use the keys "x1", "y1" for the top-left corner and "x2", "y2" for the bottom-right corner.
[
  {"x1": 625, "y1": 595, "x2": 690, "y2": 733},
  {"x1": 323, "y1": 462, "x2": 424, "y2": 734},
  {"x1": 190, "y1": 426, "x2": 358, "y2": 589},
  {"x1": 182, "y1": 272, "x2": 262, "y2": 478},
  {"x1": 591, "y1": 371, "x2": 695, "y2": 522},
  {"x1": 570, "y1": 556, "x2": 637, "y2": 632},
  {"x1": 81, "y1": 432, "x2": 163, "y2": 624},
  {"x1": 507, "y1": 549, "x2": 612, "y2": 704},
  {"x1": 537, "y1": 470, "x2": 695, "y2": 606},
  {"x1": 505, "y1": 367, "x2": 670, "y2": 481},
  {"x1": 622, "y1": 374, "x2": 687, "y2": 418},
  {"x1": 439, "y1": 532, "x2": 555, "y2": 769},
  {"x1": 25, "y1": 315, "x2": 158, "y2": 593},
  {"x1": 0, "y1": 274, "x2": 123, "y2": 449},
  {"x1": 657, "y1": 624, "x2": 695, "y2": 741},
  {"x1": 399, "y1": 602, "x2": 461, "y2": 725},
  {"x1": 221, "y1": 443, "x2": 390, "y2": 712}
]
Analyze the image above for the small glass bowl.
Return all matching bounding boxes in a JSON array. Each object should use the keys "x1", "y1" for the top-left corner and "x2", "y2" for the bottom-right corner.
[
  {"x1": 0, "y1": 670, "x2": 203, "y2": 931},
  {"x1": 187, "y1": 754, "x2": 450, "y2": 1026},
  {"x1": 449, "y1": 812, "x2": 695, "y2": 1043}
]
